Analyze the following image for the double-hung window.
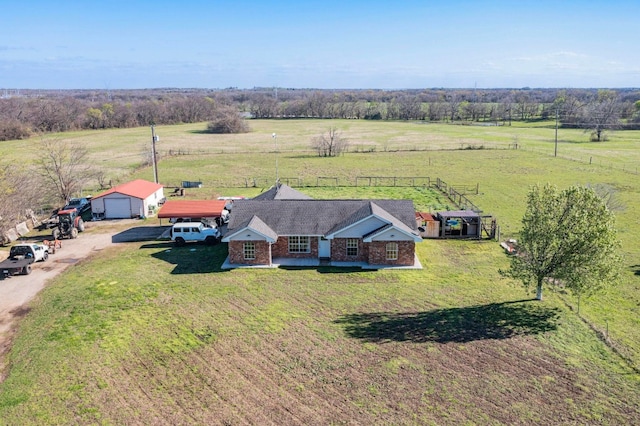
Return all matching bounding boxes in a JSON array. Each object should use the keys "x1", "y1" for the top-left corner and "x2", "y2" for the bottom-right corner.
[
  {"x1": 346, "y1": 238, "x2": 358, "y2": 256},
  {"x1": 288, "y1": 236, "x2": 310, "y2": 253},
  {"x1": 386, "y1": 242, "x2": 398, "y2": 260},
  {"x1": 243, "y1": 242, "x2": 256, "y2": 260}
]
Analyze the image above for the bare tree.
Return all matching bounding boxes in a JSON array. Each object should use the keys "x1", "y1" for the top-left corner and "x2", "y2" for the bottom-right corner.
[
  {"x1": 0, "y1": 163, "x2": 41, "y2": 241},
  {"x1": 311, "y1": 127, "x2": 349, "y2": 157},
  {"x1": 581, "y1": 90, "x2": 620, "y2": 142},
  {"x1": 37, "y1": 138, "x2": 95, "y2": 204}
]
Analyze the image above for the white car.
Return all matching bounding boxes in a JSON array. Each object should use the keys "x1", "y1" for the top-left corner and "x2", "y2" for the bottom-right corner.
[{"x1": 170, "y1": 222, "x2": 221, "y2": 246}]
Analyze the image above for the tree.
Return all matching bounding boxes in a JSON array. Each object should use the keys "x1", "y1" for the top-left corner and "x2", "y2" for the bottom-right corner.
[
  {"x1": 311, "y1": 127, "x2": 349, "y2": 157},
  {"x1": 206, "y1": 106, "x2": 250, "y2": 134},
  {"x1": 37, "y1": 138, "x2": 96, "y2": 204},
  {"x1": 0, "y1": 163, "x2": 41, "y2": 240},
  {"x1": 581, "y1": 90, "x2": 620, "y2": 141},
  {"x1": 503, "y1": 184, "x2": 622, "y2": 301}
]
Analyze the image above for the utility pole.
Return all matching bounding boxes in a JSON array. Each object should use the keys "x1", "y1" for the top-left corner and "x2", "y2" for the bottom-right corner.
[
  {"x1": 151, "y1": 125, "x2": 159, "y2": 184},
  {"x1": 554, "y1": 107, "x2": 559, "y2": 157},
  {"x1": 272, "y1": 133, "x2": 279, "y2": 183}
]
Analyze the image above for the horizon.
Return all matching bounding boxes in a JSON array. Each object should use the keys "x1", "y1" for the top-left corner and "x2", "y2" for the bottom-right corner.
[{"x1": 2, "y1": 1, "x2": 639, "y2": 90}]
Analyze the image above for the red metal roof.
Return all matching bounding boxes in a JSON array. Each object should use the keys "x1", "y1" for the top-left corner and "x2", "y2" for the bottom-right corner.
[
  {"x1": 92, "y1": 179, "x2": 163, "y2": 200},
  {"x1": 416, "y1": 212, "x2": 437, "y2": 221},
  {"x1": 158, "y1": 200, "x2": 227, "y2": 219}
]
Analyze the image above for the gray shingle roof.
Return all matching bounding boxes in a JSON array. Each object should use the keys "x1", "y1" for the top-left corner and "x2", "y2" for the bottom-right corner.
[
  {"x1": 227, "y1": 199, "x2": 418, "y2": 236},
  {"x1": 252, "y1": 183, "x2": 313, "y2": 201}
]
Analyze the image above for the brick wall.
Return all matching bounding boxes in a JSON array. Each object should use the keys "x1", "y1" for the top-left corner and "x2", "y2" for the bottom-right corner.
[
  {"x1": 228, "y1": 240, "x2": 271, "y2": 265},
  {"x1": 368, "y1": 241, "x2": 415, "y2": 266},
  {"x1": 330, "y1": 238, "x2": 368, "y2": 262},
  {"x1": 271, "y1": 236, "x2": 318, "y2": 259}
]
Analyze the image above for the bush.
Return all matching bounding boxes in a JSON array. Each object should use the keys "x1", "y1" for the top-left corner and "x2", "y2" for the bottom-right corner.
[
  {"x1": 0, "y1": 120, "x2": 32, "y2": 141},
  {"x1": 206, "y1": 107, "x2": 250, "y2": 134}
]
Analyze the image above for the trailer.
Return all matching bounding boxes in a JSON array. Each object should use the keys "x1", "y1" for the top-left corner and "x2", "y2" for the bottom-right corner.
[{"x1": 0, "y1": 257, "x2": 34, "y2": 278}]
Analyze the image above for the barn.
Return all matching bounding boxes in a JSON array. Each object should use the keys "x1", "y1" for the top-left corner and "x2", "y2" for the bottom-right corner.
[{"x1": 91, "y1": 179, "x2": 164, "y2": 219}]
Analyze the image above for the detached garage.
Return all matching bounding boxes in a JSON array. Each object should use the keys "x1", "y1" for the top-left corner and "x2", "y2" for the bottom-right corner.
[{"x1": 91, "y1": 179, "x2": 164, "y2": 219}]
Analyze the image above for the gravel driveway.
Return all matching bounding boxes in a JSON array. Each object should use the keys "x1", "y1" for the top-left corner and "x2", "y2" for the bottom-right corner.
[{"x1": 0, "y1": 221, "x2": 168, "y2": 381}]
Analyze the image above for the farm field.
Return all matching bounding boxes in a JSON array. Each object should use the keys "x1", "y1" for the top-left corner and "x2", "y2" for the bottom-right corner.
[{"x1": 1, "y1": 120, "x2": 640, "y2": 424}]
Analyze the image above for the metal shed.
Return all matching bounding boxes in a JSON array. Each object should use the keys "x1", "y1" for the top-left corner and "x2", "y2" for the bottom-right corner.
[{"x1": 436, "y1": 210, "x2": 482, "y2": 238}]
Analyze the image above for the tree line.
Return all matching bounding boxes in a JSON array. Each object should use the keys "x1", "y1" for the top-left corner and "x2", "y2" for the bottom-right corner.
[{"x1": 1, "y1": 87, "x2": 640, "y2": 142}]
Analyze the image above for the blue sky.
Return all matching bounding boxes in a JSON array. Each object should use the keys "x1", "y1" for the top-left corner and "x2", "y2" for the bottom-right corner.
[{"x1": 1, "y1": 0, "x2": 638, "y2": 89}]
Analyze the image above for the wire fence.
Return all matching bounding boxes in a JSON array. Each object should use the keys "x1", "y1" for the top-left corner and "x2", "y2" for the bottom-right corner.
[
  {"x1": 518, "y1": 146, "x2": 640, "y2": 175},
  {"x1": 165, "y1": 175, "x2": 482, "y2": 213}
]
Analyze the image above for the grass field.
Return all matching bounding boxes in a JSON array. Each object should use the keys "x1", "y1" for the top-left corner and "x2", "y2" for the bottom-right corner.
[{"x1": 1, "y1": 120, "x2": 639, "y2": 424}]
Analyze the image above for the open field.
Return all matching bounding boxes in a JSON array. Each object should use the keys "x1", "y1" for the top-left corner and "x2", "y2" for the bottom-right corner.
[
  {"x1": 1, "y1": 120, "x2": 640, "y2": 424},
  {"x1": 2, "y1": 119, "x2": 639, "y2": 185}
]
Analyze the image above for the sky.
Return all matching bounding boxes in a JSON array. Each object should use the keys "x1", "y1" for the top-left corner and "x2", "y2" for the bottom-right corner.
[{"x1": 1, "y1": 0, "x2": 638, "y2": 90}]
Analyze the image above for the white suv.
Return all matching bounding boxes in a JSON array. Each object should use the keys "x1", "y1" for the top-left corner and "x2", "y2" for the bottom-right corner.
[{"x1": 170, "y1": 222, "x2": 221, "y2": 246}]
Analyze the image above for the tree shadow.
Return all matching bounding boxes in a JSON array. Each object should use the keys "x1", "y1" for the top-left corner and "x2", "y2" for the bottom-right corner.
[
  {"x1": 334, "y1": 300, "x2": 559, "y2": 344},
  {"x1": 141, "y1": 243, "x2": 229, "y2": 274},
  {"x1": 629, "y1": 264, "x2": 640, "y2": 276}
]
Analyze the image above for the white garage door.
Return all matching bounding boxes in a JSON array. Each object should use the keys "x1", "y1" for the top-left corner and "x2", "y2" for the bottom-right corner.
[{"x1": 105, "y1": 198, "x2": 132, "y2": 218}]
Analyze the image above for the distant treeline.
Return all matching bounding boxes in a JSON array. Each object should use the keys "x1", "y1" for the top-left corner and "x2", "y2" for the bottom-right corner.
[{"x1": 1, "y1": 87, "x2": 639, "y2": 141}]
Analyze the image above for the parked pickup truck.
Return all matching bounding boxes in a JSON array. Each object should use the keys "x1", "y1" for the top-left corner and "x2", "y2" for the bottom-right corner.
[{"x1": 0, "y1": 243, "x2": 49, "y2": 278}]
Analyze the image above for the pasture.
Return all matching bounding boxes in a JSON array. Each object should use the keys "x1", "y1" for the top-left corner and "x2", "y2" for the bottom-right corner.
[{"x1": 1, "y1": 120, "x2": 639, "y2": 424}]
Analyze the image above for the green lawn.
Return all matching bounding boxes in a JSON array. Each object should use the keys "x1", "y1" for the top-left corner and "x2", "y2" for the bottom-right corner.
[{"x1": 1, "y1": 120, "x2": 639, "y2": 424}]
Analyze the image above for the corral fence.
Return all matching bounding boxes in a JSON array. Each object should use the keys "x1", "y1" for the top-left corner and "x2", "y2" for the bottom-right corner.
[
  {"x1": 433, "y1": 178, "x2": 481, "y2": 212},
  {"x1": 171, "y1": 175, "x2": 481, "y2": 212},
  {"x1": 193, "y1": 176, "x2": 442, "y2": 190}
]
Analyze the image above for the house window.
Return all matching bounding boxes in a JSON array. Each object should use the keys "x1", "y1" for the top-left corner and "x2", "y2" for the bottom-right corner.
[
  {"x1": 288, "y1": 236, "x2": 310, "y2": 253},
  {"x1": 243, "y1": 242, "x2": 256, "y2": 260},
  {"x1": 346, "y1": 238, "x2": 358, "y2": 256},
  {"x1": 386, "y1": 242, "x2": 398, "y2": 260}
]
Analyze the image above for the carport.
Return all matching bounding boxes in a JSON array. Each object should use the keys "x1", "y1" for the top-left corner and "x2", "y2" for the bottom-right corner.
[{"x1": 157, "y1": 200, "x2": 228, "y2": 225}]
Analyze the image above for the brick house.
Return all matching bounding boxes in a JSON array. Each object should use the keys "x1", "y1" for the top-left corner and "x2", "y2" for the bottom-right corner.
[{"x1": 222, "y1": 187, "x2": 422, "y2": 268}]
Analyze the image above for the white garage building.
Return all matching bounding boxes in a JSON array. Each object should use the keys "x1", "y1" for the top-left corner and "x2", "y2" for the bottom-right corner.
[{"x1": 91, "y1": 179, "x2": 164, "y2": 219}]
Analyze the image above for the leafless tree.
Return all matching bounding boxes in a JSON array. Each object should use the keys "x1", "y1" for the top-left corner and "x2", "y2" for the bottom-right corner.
[
  {"x1": 311, "y1": 127, "x2": 349, "y2": 157},
  {"x1": 37, "y1": 138, "x2": 96, "y2": 204},
  {"x1": 581, "y1": 90, "x2": 620, "y2": 142},
  {"x1": 445, "y1": 93, "x2": 463, "y2": 122},
  {"x1": 0, "y1": 163, "x2": 41, "y2": 240}
]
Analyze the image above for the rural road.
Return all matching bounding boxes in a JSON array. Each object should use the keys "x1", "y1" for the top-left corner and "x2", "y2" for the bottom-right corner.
[{"x1": 0, "y1": 221, "x2": 168, "y2": 381}]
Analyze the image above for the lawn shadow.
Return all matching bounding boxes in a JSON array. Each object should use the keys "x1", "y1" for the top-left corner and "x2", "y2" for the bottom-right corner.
[
  {"x1": 141, "y1": 242, "x2": 229, "y2": 274},
  {"x1": 112, "y1": 226, "x2": 168, "y2": 243},
  {"x1": 334, "y1": 299, "x2": 559, "y2": 344},
  {"x1": 630, "y1": 264, "x2": 640, "y2": 276}
]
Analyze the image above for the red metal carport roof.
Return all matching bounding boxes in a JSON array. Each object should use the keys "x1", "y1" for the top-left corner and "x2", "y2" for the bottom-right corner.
[{"x1": 157, "y1": 200, "x2": 227, "y2": 219}]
